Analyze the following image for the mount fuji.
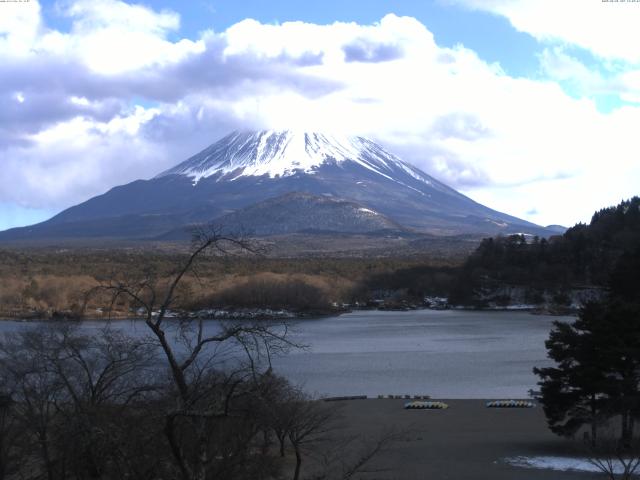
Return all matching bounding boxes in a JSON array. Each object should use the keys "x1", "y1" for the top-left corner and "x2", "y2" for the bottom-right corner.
[{"x1": 0, "y1": 130, "x2": 557, "y2": 245}]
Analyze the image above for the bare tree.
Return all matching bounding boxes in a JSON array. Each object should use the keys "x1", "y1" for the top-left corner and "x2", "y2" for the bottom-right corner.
[
  {"x1": 0, "y1": 393, "x2": 19, "y2": 480},
  {"x1": 0, "y1": 327, "x2": 68, "y2": 480},
  {"x1": 50, "y1": 326, "x2": 159, "y2": 479},
  {"x1": 89, "y1": 225, "x2": 297, "y2": 480},
  {"x1": 285, "y1": 393, "x2": 338, "y2": 480},
  {"x1": 0, "y1": 324, "x2": 162, "y2": 480},
  {"x1": 310, "y1": 428, "x2": 404, "y2": 480},
  {"x1": 586, "y1": 427, "x2": 640, "y2": 480}
]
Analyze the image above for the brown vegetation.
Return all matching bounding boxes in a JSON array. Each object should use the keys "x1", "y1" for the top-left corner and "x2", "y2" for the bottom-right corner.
[
  {"x1": 0, "y1": 248, "x2": 464, "y2": 319},
  {"x1": 206, "y1": 274, "x2": 333, "y2": 312}
]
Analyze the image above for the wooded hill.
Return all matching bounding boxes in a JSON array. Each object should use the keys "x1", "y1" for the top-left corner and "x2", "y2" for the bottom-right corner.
[{"x1": 451, "y1": 197, "x2": 640, "y2": 306}]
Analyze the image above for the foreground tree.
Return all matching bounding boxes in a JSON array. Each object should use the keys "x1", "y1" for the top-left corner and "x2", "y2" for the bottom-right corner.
[
  {"x1": 0, "y1": 324, "x2": 160, "y2": 479},
  {"x1": 534, "y1": 302, "x2": 610, "y2": 445},
  {"x1": 0, "y1": 226, "x2": 395, "y2": 479},
  {"x1": 91, "y1": 226, "x2": 297, "y2": 480},
  {"x1": 0, "y1": 393, "x2": 17, "y2": 480},
  {"x1": 535, "y1": 299, "x2": 640, "y2": 447},
  {"x1": 286, "y1": 392, "x2": 336, "y2": 480},
  {"x1": 586, "y1": 428, "x2": 640, "y2": 480}
]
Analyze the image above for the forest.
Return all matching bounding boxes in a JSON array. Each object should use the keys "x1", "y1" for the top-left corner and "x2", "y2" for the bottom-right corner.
[
  {"x1": 0, "y1": 197, "x2": 638, "y2": 318},
  {"x1": 450, "y1": 197, "x2": 640, "y2": 308}
]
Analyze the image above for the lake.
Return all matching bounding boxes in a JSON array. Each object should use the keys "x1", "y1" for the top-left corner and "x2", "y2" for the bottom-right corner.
[
  {"x1": 272, "y1": 309, "x2": 573, "y2": 398},
  {"x1": 0, "y1": 309, "x2": 572, "y2": 399}
]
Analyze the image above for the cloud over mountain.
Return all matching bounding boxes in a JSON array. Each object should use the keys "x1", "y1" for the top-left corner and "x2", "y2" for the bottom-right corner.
[{"x1": 1, "y1": 0, "x2": 639, "y2": 229}]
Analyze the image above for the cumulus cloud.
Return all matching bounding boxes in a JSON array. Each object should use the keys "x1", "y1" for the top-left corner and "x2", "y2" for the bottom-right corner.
[
  {"x1": 343, "y1": 39, "x2": 404, "y2": 63},
  {"x1": 449, "y1": 1, "x2": 640, "y2": 103},
  {"x1": 0, "y1": 0, "x2": 42, "y2": 56},
  {"x1": 539, "y1": 47, "x2": 640, "y2": 103},
  {"x1": 450, "y1": 0, "x2": 640, "y2": 63},
  {"x1": 0, "y1": 0, "x2": 639, "y2": 228},
  {"x1": 430, "y1": 113, "x2": 491, "y2": 141}
]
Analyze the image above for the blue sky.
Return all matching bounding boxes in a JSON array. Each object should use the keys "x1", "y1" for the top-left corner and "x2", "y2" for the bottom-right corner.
[{"x1": 1, "y1": 0, "x2": 639, "y2": 231}]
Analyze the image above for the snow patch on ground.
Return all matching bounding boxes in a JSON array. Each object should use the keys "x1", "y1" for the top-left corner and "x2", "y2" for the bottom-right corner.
[
  {"x1": 358, "y1": 207, "x2": 377, "y2": 215},
  {"x1": 504, "y1": 455, "x2": 631, "y2": 474},
  {"x1": 486, "y1": 219, "x2": 508, "y2": 228}
]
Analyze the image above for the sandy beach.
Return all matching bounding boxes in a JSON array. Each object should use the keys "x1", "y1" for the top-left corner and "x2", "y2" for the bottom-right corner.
[{"x1": 325, "y1": 399, "x2": 599, "y2": 480}]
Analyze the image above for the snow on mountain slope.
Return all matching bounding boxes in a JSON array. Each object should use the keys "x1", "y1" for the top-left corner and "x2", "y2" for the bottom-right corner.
[
  {"x1": 0, "y1": 129, "x2": 556, "y2": 244},
  {"x1": 157, "y1": 130, "x2": 435, "y2": 190}
]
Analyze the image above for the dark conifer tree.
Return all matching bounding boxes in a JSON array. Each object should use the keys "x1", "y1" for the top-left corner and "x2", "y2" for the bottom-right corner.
[
  {"x1": 534, "y1": 302, "x2": 611, "y2": 445},
  {"x1": 535, "y1": 296, "x2": 640, "y2": 446}
]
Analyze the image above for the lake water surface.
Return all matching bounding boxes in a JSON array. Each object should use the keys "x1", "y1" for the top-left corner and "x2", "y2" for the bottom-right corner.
[
  {"x1": 272, "y1": 309, "x2": 572, "y2": 398},
  {"x1": 0, "y1": 309, "x2": 573, "y2": 399}
]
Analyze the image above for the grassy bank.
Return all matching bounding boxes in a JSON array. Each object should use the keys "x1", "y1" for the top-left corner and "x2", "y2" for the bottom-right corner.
[{"x1": 0, "y1": 248, "x2": 464, "y2": 319}]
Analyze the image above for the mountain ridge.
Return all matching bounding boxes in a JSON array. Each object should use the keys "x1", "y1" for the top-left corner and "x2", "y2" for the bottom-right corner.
[
  {"x1": 0, "y1": 130, "x2": 560, "y2": 245},
  {"x1": 158, "y1": 191, "x2": 408, "y2": 240}
]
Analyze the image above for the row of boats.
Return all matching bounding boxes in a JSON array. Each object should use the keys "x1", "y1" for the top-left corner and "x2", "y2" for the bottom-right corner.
[{"x1": 404, "y1": 400, "x2": 536, "y2": 409}]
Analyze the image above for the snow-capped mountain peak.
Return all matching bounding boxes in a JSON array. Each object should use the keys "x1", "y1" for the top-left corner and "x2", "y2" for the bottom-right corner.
[
  {"x1": 157, "y1": 130, "x2": 432, "y2": 186},
  {"x1": 0, "y1": 129, "x2": 556, "y2": 244}
]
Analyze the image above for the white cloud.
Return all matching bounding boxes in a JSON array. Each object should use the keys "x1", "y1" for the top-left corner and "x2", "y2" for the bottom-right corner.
[
  {"x1": 221, "y1": 14, "x2": 430, "y2": 63},
  {"x1": 451, "y1": 0, "x2": 640, "y2": 64},
  {"x1": 53, "y1": 0, "x2": 205, "y2": 74},
  {"x1": 537, "y1": 47, "x2": 640, "y2": 105},
  {"x1": 6, "y1": 111, "x2": 166, "y2": 209},
  {"x1": 0, "y1": 0, "x2": 41, "y2": 56},
  {"x1": 1, "y1": 0, "x2": 204, "y2": 74},
  {"x1": 0, "y1": 1, "x2": 639, "y2": 229},
  {"x1": 63, "y1": 0, "x2": 180, "y2": 35}
]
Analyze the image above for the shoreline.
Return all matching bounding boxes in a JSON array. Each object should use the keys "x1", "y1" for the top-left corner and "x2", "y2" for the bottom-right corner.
[{"x1": 0, "y1": 303, "x2": 578, "y2": 323}]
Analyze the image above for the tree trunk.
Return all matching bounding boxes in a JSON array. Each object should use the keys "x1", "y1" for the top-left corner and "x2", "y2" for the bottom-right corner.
[
  {"x1": 0, "y1": 436, "x2": 5, "y2": 480},
  {"x1": 164, "y1": 415, "x2": 191, "y2": 480},
  {"x1": 621, "y1": 411, "x2": 632, "y2": 449},
  {"x1": 40, "y1": 439, "x2": 55, "y2": 480},
  {"x1": 261, "y1": 429, "x2": 271, "y2": 455},
  {"x1": 292, "y1": 444, "x2": 302, "y2": 480},
  {"x1": 34, "y1": 424, "x2": 56, "y2": 480},
  {"x1": 278, "y1": 434, "x2": 286, "y2": 457},
  {"x1": 590, "y1": 396, "x2": 597, "y2": 447},
  {"x1": 195, "y1": 422, "x2": 208, "y2": 480}
]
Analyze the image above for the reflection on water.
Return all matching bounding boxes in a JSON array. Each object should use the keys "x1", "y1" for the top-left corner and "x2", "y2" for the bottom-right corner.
[{"x1": 0, "y1": 309, "x2": 573, "y2": 399}]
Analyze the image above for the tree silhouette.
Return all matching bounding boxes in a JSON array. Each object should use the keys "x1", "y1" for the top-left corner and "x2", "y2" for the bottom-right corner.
[{"x1": 535, "y1": 299, "x2": 640, "y2": 447}]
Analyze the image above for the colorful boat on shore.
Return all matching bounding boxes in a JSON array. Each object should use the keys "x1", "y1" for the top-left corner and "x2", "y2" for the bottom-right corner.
[
  {"x1": 404, "y1": 401, "x2": 448, "y2": 409},
  {"x1": 486, "y1": 400, "x2": 535, "y2": 408}
]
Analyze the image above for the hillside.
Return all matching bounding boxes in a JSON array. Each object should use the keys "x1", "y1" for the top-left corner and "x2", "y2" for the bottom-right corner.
[{"x1": 450, "y1": 197, "x2": 640, "y2": 307}]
